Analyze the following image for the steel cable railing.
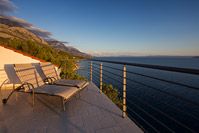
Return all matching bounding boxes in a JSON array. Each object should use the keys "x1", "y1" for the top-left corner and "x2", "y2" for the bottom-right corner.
[
  {"x1": 126, "y1": 77, "x2": 199, "y2": 106},
  {"x1": 91, "y1": 76, "x2": 121, "y2": 99},
  {"x1": 94, "y1": 62, "x2": 199, "y2": 106},
  {"x1": 102, "y1": 87, "x2": 122, "y2": 101},
  {"x1": 126, "y1": 94, "x2": 196, "y2": 132},
  {"x1": 103, "y1": 64, "x2": 123, "y2": 71},
  {"x1": 77, "y1": 60, "x2": 198, "y2": 132},
  {"x1": 102, "y1": 77, "x2": 122, "y2": 90},
  {"x1": 94, "y1": 66, "x2": 199, "y2": 107},
  {"x1": 126, "y1": 84, "x2": 199, "y2": 120},
  {"x1": 92, "y1": 71, "x2": 99, "y2": 79},
  {"x1": 92, "y1": 62, "x2": 100, "y2": 66},
  {"x1": 92, "y1": 64, "x2": 100, "y2": 69},
  {"x1": 126, "y1": 70, "x2": 199, "y2": 90},
  {"x1": 102, "y1": 69, "x2": 123, "y2": 78},
  {"x1": 92, "y1": 67, "x2": 123, "y2": 94},
  {"x1": 102, "y1": 64, "x2": 198, "y2": 90},
  {"x1": 92, "y1": 74, "x2": 99, "y2": 84},
  {"x1": 102, "y1": 72, "x2": 123, "y2": 84},
  {"x1": 126, "y1": 99, "x2": 176, "y2": 132},
  {"x1": 101, "y1": 77, "x2": 123, "y2": 96},
  {"x1": 94, "y1": 63, "x2": 199, "y2": 122},
  {"x1": 126, "y1": 107, "x2": 157, "y2": 133},
  {"x1": 92, "y1": 78, "x2": 99, "y2": 85},
  {"x1": 91, "y1": 59, "x2": 199, "y2": 75}
]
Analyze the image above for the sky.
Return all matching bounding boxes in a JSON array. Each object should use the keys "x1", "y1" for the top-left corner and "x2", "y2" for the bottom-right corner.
[{"x1": 0, "y1": 0, "x2": 199, "y2": 56}]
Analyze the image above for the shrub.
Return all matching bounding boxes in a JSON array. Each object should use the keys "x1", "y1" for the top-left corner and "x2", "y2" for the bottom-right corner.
[
  {"x1": 102, "y1": 83, "x2": 123, "y2": 109},
  {"x1": 0, "y1": 38, "x2": 86, "y2": 80}
]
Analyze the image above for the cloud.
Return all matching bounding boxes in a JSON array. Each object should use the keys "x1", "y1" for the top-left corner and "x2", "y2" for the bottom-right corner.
[
  {"x1": 44, "y1": 38, "x2": 70, "y2": 44},
  {"x1": 0, "y1": 0, "x2": 52, "y2": 38},
  {"x1": 44, "y1": 38, "x2": 57, "y2": 41},
  {"x1": 26, "y1": 27, "x2": 53, "y2": 38},
  {"x1": 60, "y1": 41, "x2": 69, "y2": 44},
  {"x1": 0, "y1": 14, "x2": 33, "y2": 27},
  {"x1": 0, "y1": 14, "x2": 52, "y2": 38},
  {"x1": 87, "y1": 51, "x2": 146, "y2": 57},
  {"x1": 0, "y1": 0, "x2": 68, "y2": 42},
  {"x1": 0, "y1": 0, "x2": 17, "y2": 13}
]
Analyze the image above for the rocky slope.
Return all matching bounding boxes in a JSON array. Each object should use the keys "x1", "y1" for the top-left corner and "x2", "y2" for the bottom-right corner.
[
  {"x1": 45, "y1": 40, "x2": 91, "y2": 58},
  {"x1": 0, "y1": 17, "x2": 91, "y2": 58},
  {"x1": 0, "y1": 17, "x2": 48, "y2": 45}
]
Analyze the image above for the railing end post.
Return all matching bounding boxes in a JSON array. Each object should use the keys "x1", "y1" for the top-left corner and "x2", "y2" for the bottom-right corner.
[
  {"x1": 90, "y1": 60, "x2": 92, "y2": 83},
  {"x1": 100, "y1": 62, "x2": 103, "y2": 94},
  {"x1": 122, "y1": 66, "x2": 126, "y2": 118}
]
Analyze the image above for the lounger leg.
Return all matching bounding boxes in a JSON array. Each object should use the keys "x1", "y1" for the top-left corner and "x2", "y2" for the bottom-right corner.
[
  {"x1": 2, "y1": 89, "x2": 17, "y2": 104},
  {"x1": 16, "y1": 92, "x2": 18, "y2": 101},
  {"x1": 75, "y1": 94, "x2": 77, "y2": 100},
  {"x1": 32, "y1": 90, "x2": 35, "y2": 108},
  {"x1": 79, "y1": 92, "x2": 81, "y2": 98},
  {"x1": 13, "y1": 84, "x2": 18, "y2": 101},
  {"x1": 62, "y1": 98, "x2": 65, "y2": 111}
]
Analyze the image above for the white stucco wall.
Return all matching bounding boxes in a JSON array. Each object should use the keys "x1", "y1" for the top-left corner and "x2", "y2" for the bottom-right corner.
[
  {"x1": 0, "y1": 46, "x2": 59, "y2": 90},
  {"x1": 0, "y1": 47, "x2": 40, "y2": 69},
  {"x1": 0, "y1": 46, "x2": 40, "y2": 89}
]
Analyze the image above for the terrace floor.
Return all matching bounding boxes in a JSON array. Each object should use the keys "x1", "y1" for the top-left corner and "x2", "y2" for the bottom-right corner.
[{"x1": 0, "y1": 82, "x2": 142, "y2": 133}]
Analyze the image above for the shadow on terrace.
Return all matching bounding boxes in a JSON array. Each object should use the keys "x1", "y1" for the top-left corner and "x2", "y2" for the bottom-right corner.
[{"x1": 0, "y1": 62, "x2": 142, "y2": 133}]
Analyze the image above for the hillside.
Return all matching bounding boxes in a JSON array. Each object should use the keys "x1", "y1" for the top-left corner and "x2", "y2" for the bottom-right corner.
[
  {"x1": 0, "y1": 17, "x2": 91, "y2": 58},
  {"x1": 45, "y1": 40, "x2": 91, "y2": 58},
  {"x1": 0, "y1": 17, "x2": 48, "y2": 45}
]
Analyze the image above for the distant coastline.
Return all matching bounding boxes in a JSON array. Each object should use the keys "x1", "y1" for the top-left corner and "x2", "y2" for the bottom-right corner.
[
  {"x1": 94, "y1": 55, "x2": 198, "y2": 58},
  {"x1": 193, "y1": 56, "x2": 199, "y2": 58}
]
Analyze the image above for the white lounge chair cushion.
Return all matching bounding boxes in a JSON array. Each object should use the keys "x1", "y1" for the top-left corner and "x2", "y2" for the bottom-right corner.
[
  {"x1": 54, "y1": 79, "x2": 89, "y2": 89},
  {"x1": 33, "y1": 85, "x2": 78, "y2": 99}
]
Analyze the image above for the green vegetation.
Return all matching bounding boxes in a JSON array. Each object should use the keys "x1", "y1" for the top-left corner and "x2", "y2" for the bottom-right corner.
[
  {"x1": 59, "y1": 60, "x2": 87, "y2": 81},
  {"x1": 1, "y1": 38, "x2": 121, "y2": 107},
  {"x1": 4, "y1": 39, "x2": 73, "y2": 64},
  {"x1": 0, "y1": 38, "x2": 86, "y2": 80},
  {"x1": 0, "y1": 37, "x2": 9, "y2": 44},
  {"x1": 102, "y1": 83, "x2": 123, "y2": 109}
]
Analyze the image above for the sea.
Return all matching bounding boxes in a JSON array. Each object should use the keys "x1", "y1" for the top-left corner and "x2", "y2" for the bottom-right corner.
[{"x1": 77, "y1": 57, "x2": 199, "y2": 133}]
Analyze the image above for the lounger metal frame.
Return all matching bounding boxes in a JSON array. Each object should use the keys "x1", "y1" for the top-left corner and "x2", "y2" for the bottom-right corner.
[
  {"x1": 2, "y1": 64, "x2": 87, "y2": 111},
  {"x1": 2, "y1": 81, "x2": 85, "y2": 111}
]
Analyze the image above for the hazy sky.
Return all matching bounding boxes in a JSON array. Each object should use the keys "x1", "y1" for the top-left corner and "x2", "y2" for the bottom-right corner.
[{"x1": 3, "y1": 0, "x2": 199, "y2": 56}]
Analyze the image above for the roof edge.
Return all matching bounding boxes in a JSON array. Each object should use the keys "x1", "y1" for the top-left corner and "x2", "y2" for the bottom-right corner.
[{"x1": 0, "y1": 44, "x2": 59, "y2": 67}]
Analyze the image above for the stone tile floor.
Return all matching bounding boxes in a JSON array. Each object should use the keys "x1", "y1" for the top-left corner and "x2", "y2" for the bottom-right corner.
[{"x1": 0, "y1": 82, "x2": 143, "y2": 133}]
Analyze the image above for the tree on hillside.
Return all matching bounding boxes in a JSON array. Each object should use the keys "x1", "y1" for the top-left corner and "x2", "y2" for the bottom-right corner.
[{"x1": 0, "y1": 38, "x2": 86, "y2": 80}]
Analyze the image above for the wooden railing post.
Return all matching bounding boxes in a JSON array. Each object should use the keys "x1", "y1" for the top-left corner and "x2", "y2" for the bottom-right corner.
[
  {"x1": 90, "y1": 60, "x2": 92, "y2": 82},
  {"x1": 100, "y1": 62, "x2": 103, "y2": 93},
  {"x1": 123, "y1": 66, "x2": 127, "y2": 118}
]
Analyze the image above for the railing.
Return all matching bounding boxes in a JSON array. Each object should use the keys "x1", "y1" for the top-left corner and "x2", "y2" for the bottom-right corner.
[{"x1": 77, "y1": 59, "x2": 199, "y2": 132}]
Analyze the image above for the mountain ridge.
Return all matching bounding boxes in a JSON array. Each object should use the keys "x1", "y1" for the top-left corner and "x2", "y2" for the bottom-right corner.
[
  {"x1": 45, "y1": 40, "x2": 91, "y2": 58},
  {"x1": 0, "y1": 17, "x2": 48, "y2": 45},
  {"x1": 0, "y1": 17, "x2": 91, "y2": 58}
]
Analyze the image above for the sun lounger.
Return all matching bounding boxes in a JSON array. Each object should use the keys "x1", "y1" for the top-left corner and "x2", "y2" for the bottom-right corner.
[
  {"x1": 2, "y1": 64, "x2": 81, "y2": 111},
  {"x1": 39, "y1": 62, "x2": 88, "y2": 89}
]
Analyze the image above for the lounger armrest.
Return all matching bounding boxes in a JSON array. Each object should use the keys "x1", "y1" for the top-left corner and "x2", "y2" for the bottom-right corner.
[
  {"x1": 2, "y1": 82, "x2": 33, "y2": 104},
  {"x1": 43, "y1": 77, "x2": 57, "y2": 84},
  {"x1": 49, "y1": 77, "x2": 57, "y2": 82},
  {"x1": 21, "y1": 82, "x2": 35, "y2": 107},
  {"x1": 43, "y1": 77, "x2": 53, "y2": 84},
  {"x1": 19, "y1": 82, "x2": 35, "y2": 92},
  {"x1": 15, "y1": 84, "x2": 25, "y2": 91}
]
